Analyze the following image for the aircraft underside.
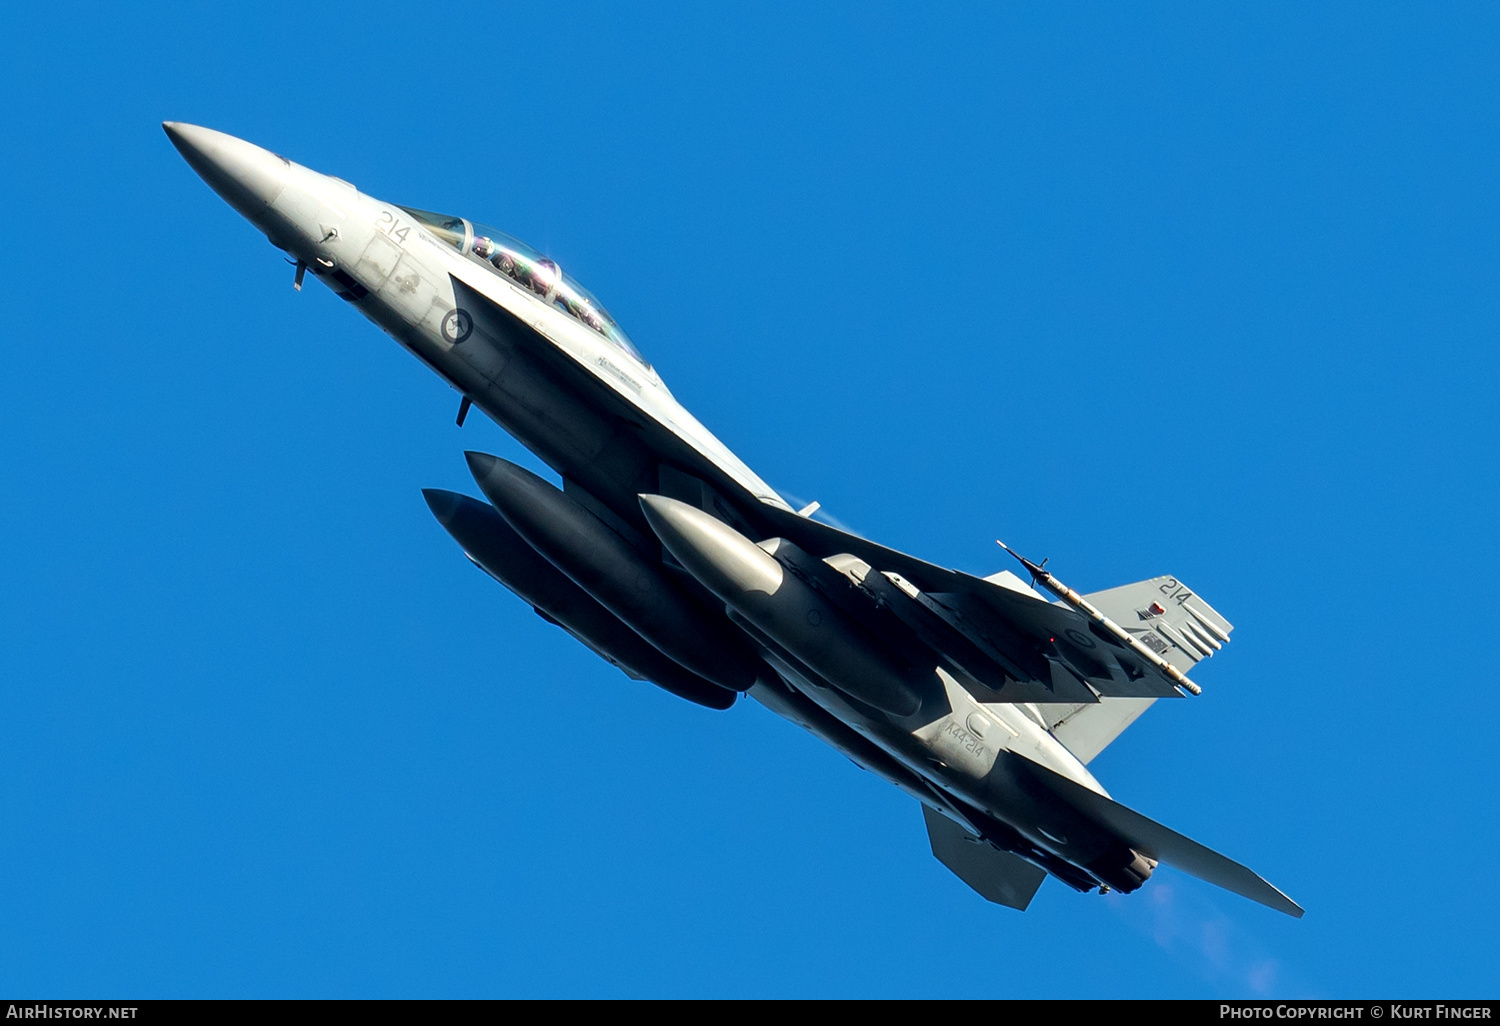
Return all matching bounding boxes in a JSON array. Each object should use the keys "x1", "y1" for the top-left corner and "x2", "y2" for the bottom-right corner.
[{"x1": 163, "y1": 121, "x2": 1302, "y2": 919}]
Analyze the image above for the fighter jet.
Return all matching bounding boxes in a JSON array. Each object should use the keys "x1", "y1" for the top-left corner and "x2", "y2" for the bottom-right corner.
[{"x1": 164, "y1": 122, "x2": 1301, "y2": 917}]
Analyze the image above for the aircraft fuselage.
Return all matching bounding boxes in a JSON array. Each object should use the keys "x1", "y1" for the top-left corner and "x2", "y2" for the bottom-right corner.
[{"x1": 164, "y1": 123, "x2": 1297, "y2": 914}]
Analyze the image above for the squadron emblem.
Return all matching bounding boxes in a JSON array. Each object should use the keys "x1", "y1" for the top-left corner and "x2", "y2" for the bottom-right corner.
[{"x1": 441, "y1": 308, "x2": 473, "y2": 344}]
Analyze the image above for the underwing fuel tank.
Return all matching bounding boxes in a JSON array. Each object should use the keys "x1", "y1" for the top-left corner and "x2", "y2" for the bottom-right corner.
[
  {"x1": 422, "y1": 489, "x2": 737, "y2": 710},
  {"x1": 638, "y1": 494, "x2": 922, "y2": 718},
  {"x1": 465, "y1": 453, "x2": 763, "y2": 694}
]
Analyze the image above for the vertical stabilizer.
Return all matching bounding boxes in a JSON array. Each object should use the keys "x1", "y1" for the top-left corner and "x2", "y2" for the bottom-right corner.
[
  {"x1": 1037, "y1": 698, "x2": 1157, "y2": 764},
  {"x1": 1037, "y1": 576, "x2": 1234, "y2": 762}
]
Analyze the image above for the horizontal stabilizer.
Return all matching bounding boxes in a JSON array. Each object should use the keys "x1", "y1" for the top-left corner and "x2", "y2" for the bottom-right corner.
[
  {"x1": 1012, "y1": 752, "x2": 1303, "y2": 917},
  {"x1": 922, "y1": 805, "x2": 1046, "y2": 910}
]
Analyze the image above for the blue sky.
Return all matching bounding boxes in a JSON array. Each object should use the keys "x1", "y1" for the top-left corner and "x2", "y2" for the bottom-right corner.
[{"x1": 2, "y1": 2, "x2": 1498, "y2": 998}]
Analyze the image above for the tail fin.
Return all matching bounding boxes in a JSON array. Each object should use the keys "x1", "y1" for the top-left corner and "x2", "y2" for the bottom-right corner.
[
  {"x1": 1040, "y1": 698, "x2": 1157, "y2": 764},
  {"x1": 1037, "y1": 576, "x2": 1234, "y2": 763},
  {"x1": 1085, "y1": 575, "x2": 1234, "y2": 672}
]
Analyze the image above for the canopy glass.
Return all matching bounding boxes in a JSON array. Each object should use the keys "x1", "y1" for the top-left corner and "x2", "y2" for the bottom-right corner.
[{"x1": 400, "y1": 207, "x2": 646, "y2": 365}]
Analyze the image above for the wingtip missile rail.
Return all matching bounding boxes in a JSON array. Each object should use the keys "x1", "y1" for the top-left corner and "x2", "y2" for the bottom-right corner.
[{"x1": 995, "y1": 541, "x2": 1202, "y2": 697}]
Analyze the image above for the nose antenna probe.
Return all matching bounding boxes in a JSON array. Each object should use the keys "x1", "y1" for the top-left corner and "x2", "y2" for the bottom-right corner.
[{"x1": 995, "y1": 540, "x2": 1202, "y2": 696}]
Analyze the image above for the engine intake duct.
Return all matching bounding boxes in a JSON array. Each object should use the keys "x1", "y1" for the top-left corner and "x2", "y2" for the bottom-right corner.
[{"x1": 423, "y1": 488, "x2": 737, "y2": 710}]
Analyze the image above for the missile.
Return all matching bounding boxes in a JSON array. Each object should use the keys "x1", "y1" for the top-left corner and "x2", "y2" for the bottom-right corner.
[
  {"x1": 638, "y1": 494, "x2": 923, "y2": 719},
  {"x1": 423, "y1": 488, "x2": 737, "y2": 710},
  {"x1": 996, "y1": 542, "x2": 1202, "y2": 696},
  {"x1": 464, "y1": 453, "x2": 762, "y2": 694}
]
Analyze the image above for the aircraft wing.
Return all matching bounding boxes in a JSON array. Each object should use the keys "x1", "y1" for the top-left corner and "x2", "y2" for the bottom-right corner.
[{"x1": 749, "y1": 502, "x2": 1187, "y2": 702}]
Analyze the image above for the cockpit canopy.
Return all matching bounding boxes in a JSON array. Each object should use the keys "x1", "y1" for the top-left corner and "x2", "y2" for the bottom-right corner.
[{"x1": 401, "y1": 207, "x2": 647, "y2": 366}]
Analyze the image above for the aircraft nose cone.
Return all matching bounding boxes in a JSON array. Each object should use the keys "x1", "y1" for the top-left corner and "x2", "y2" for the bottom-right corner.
[{"x1": 163, "y1": 121, "x2": 288, "y2": 218}]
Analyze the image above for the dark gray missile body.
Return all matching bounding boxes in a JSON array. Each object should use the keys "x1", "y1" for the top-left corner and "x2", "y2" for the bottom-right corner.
[
  {"x1": 423, "y1": 488, "x2": 737, "y2": 710},
  {"x1": 639, "y1": 494, "x2": 923, "y2": 718},
  {"x1": 464, "y1": 453, "x2": 763, "y2": 694}
]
